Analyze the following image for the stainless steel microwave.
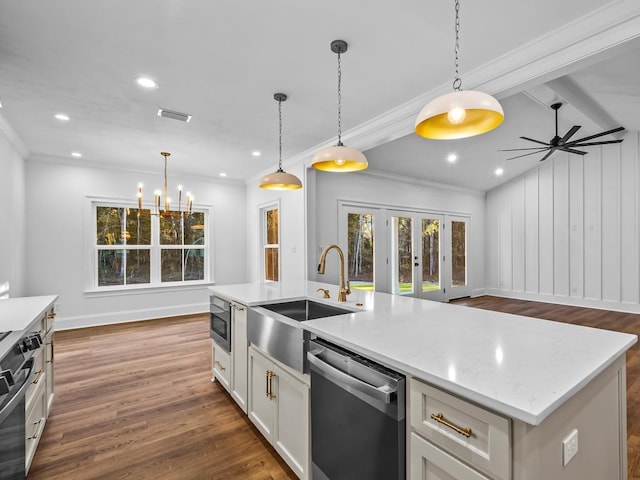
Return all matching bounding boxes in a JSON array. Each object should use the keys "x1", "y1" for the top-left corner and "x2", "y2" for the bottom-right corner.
[{"x1": 210, "y1": 296, "x2": 231, "y2": 353}]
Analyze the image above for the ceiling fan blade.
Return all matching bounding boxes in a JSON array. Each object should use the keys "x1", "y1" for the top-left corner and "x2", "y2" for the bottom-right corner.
[
  {"x1": 569, "y1": 126, "x2": 625, "y2": 144},
  {"x1": 506, "y1": 149, "x2": 551, "y2": 161},
  {"x1": 520, "y1": 136, "x2": 551, "y2": 146},
  {"x1": 560, "y1": 147, "x2": 587, "y2": 155},
  {"x1": 569, "y1": 139, "x2": 624, "y2": 147},
  {"x1": 498, "y1": 147, "x2": 549, "y2": 152},
  {"x1": 560, "y1": 125, "x2": 581, "y2": 143},
  {"x1": 539, "y1": 150, "x2": 555, "y2": 162}
]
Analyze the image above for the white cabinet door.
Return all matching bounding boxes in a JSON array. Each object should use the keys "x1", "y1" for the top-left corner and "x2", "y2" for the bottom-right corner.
[
  {"x1": 272, "y1": 364, "x2": 309, "y2": 479},
  {"x1": 231, "y1": 304, "x2": 248, "y2": 413},
  {"x1": 248, "y1": 346, "x2": 275, "y2": 439},
  {"x1": 411, "y1": 433, "x2": 491, "y2": 480}
]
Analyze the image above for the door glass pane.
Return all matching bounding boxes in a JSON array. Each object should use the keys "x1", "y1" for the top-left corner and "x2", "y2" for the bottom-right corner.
[
  {"x1": 393, "y1": 216, "x2": 413, "y2": 295},
  {"x1": 421, "y1": 218, "x2": 440, "y2": 292},
  {"x1": 347, "y1": 213, "x2": 374, "y2": 290},
  {"x1": 97, "y1": 249, "x2": 124, "y2": 286},
  {"x1": 161, "y1": 249, "x2": 183, "y2": 282},
  {"x1": 265, "y1": 247, "x2": 279, "y2": 281},
  {"x1": 266, "y1": 208, "x2": 279, "y2": 244},
  {"x1": 184, "y1": 248, "x2": 205, "y2": 281},
  {"x1": 451, "y1": 221, "x2": 467, "y2": 287},
  {"x1": 125, "y1": 249, "x2": 151, "y2": 284}
]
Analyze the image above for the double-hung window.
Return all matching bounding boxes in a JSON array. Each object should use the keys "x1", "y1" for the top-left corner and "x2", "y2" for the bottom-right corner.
[{"x1": 93, "y1": 201, "x2": 207, "y2": 289}]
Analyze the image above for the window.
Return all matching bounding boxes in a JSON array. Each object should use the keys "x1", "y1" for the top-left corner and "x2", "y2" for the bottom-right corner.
[
  {"x1": 262, "y1": 204, "x2": 279, "y2": 281},
  {"x1": 93, "y1": 202, "x2": 207, "y2": 289}
]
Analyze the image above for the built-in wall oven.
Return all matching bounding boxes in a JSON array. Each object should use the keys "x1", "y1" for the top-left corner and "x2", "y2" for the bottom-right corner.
[
  {"x1": 308, "y1": 338, "x2": 406, "y2": 480},
  {"x1": 0, "y1": 330, "x2": 41, "y2": 480},
  {"x1": 210, "y1": 296, "x2": 231, "y2": 353}
]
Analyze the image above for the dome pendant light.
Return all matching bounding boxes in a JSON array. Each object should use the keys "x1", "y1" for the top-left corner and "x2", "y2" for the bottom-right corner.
[
  {"x1": 259, "y1": 93, "x2": 303, "y2": 190},
  {"x1": 312, "y1": 40, "x2": 368, "y2": 172},
  {"x1": 415, "y1": 0, "x2": 504, "y2": 140}
]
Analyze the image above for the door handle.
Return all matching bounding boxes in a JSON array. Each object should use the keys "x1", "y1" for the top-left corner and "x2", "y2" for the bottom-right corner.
[{"x1": 267, "y1": 370, "x2": 276, "y2": 400}]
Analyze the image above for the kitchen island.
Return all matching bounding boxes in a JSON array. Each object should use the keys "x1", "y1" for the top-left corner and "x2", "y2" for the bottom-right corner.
[{"x1": 209, "y1": 281, "x2": 636, "y2": 479}]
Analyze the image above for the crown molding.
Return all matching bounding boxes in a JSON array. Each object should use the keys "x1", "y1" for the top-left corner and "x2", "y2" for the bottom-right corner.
[{"x1": 0, "y1": 112, "x2": 28, "y2": 158}]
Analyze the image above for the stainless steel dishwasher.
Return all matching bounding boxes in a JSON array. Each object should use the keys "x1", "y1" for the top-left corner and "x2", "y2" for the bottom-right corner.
[{"x1": 307, "y1": 338, "x2": 406, "y2": 480}]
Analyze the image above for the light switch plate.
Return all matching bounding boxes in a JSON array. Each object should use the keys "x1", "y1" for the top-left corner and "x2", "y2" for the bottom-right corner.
[{"x1": 562, "y1": 429, "x2": 579, "y2": 466}]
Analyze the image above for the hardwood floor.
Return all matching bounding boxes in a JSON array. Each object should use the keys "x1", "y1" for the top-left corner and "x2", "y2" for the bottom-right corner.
[
  {"x1": 27, "y1": 314, "x2": 297, "y2": 480},
  {"x1": 450, "y1": 295, "x2": 640, "y2": 479},
  {"x1": 28, "y1": 298, "x2": 640, "y2": 479}
]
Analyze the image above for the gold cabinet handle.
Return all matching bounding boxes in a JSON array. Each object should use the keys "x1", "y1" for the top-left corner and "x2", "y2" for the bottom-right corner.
[
  {"x1": 32, "y1": 370, "x2": 44, "y2": 385},
  {"x1": 265, "y1": 370, "x2": 270, "y2": 398},
  {"x1": 28, "y1": 417, "x2": 46, "y2": 440},
  {"x1": 214, "y1": 360, "x2": 225, "y2": 372},
  {"x1": 430, "y1": 412, "x2": 472, "y2": 438},
  {"x1": 267, "y1": 370, "x2": 276, "y2": 400},
  {"x1": 47, "y1": 312, "x2": 56, "y2": 319}
]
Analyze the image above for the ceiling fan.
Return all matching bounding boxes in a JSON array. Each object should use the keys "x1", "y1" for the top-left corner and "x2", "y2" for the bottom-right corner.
[{"x1": 499, "y1": 102, "x2": 625, "y2": 162}]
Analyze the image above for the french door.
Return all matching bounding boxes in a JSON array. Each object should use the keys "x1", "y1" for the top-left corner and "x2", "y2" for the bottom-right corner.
[{"x1": 390, "y1": 211, "x2": 470, "y2": 301}]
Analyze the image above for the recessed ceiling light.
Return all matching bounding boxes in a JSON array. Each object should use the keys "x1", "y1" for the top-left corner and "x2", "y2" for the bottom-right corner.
[
  {"x1": 55, "y1": 113, "x2": 70, "y2": 121},
  {"x1": 219, "y1": 173, "x2": 227, "y2": 177},
  {"x1": 0, "y1": 99, "x2": 3, "y2": 109},
  {"x1": 252, "y1": 151, "x2": 261, "y2": 157},
  {"x1": 71, "y1": 152, "x2": 82, "y2": 158},
  {"x1": 495, "y1": 167, "x2": 504, "y2": 176},
  {"x1": 447, "y1": 153, "x2": 457, "y2": 163},
  {"x1": 136, "y1": 77, "x2": 158, "y2": 89}
]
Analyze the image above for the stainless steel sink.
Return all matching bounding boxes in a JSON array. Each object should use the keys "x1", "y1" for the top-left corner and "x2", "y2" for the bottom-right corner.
[
  {"x1": 247, "y1": 299, "x2": 356, "y2": 373},
  {"x1": 258, "y1": 299, "x2": 354, "y2": 322}
]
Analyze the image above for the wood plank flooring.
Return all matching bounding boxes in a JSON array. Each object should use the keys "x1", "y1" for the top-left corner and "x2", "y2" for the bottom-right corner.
[
  {"x1": 27, "y1": 314, "x2": 297, "y2": 480},
  {"x1": 28, "y1": 297, "x2": 640, "y2": 479},
  {"x1": 450, "y1": 295, "x2": 640, "y2": 479}
]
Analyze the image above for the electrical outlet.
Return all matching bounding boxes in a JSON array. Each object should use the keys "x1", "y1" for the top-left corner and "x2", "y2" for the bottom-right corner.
[{"x1": 562, "y1": 429, "x2": 579, "y2": 466}]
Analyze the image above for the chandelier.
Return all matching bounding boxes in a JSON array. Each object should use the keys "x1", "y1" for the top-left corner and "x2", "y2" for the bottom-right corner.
[{"x1": 136, "y1": 152, "x2": 193, "y2": 217}]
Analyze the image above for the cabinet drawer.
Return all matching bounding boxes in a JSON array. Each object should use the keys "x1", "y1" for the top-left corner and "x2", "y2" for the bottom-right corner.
[
  {"x1": 45, "y1": 309, "x2": 56, "y2": 333},
  {"x1": 25, "y1": 389, "x2": 46, "y2": 472},
  {"x1": 213, "y1": 342, "x2": 231, "y2": 392},
  {"x1": 411, "y1": 432, "x2": 491, "y2": 480},
  {"x1": 410, "y1": 378, "x2": 510, "y2": 480},
  {"x1": 26, "y1": 350, "x2": 46, "y2": 411}
]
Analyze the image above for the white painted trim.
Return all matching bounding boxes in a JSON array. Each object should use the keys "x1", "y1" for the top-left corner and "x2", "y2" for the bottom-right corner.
[
  {"x1": 485, "y1": 288, "x2": 640, "y2": 314},
  {"x1": 0, "y1": 112, "x2": 28, "y2": 158},
  {"x1": 361, "y1": 170, "x2": 485, "y2": 197},
  {"x1": 54, "y1": 302, "x2": 209, "y2": 330}
]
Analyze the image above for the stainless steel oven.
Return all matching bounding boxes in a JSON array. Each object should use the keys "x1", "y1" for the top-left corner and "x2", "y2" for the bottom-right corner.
[
  {"x1": 0, "y1": 330, "x2": 41, "y2": 480},
  {"x1": 210, "y1": 296, "x2": 231, "y2": 353}
]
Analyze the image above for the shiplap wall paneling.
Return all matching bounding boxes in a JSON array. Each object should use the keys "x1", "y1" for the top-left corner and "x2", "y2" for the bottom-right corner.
[
  {"x1": 553, "y1": 154, "x2": 570, "y2": 297},
  {"x1": 569, "y1": 155, "x2": 584, "y2": 298},
  {"x1": 601, "y1": 145, "x2": 622, "y2": 303},
  {"x1": 524, "y1": 169, "x2": 539, "y2": 293},
  {"x1": 538, "y1": 160, "x2": 554, "y2": 295},
  {"x1": 511, "y1": 176, "x2": 526, "y2": 292},
  {"x1": 583, "y1": 149, "x2": 603, "y2": 300},
  {"x1": 620, "y1": 134, "x2": 639, "y2": 304},
  {"x1": 499, "y1": 186, "x2": 513, "y2": 290}
]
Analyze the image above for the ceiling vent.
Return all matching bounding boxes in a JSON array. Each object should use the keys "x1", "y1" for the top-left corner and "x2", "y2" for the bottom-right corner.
[{"x1": 157, "y1": 108, "x2": 192, "y2": 123}]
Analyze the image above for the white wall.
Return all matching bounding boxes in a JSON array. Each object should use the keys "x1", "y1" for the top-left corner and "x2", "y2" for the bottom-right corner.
[
  {"x1": 245, "y1": 162, "x2": 307, "y2": 284},
  {"x1": 309, "y1": 170, "x2": 486, "y2": 294},
  {"x1": 25, "y1": 157, "x2": 247, "y2": 328},
  {"x1": 485, "y1": 132, "x2": 640, "y2": 312},
  {"x1": 0, "y1": 119, "x2": 27, "y2": 297}
]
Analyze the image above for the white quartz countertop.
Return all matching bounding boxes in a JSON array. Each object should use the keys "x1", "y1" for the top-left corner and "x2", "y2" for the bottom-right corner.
[
  {"x1": 0, "y1": 295, "x2": 58, "y2": 333},
  {"x1": 209, "y1": 282, "x2": 637, "y2": 425}
]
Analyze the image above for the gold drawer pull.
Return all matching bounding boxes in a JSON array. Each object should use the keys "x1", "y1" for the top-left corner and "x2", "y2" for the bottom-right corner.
[
  {"x1": 430, "y1": 412, "x2": 472, "y2": 438},
  {"x1": 32, "y1": 370, "x2": 44, "y2": 384},
  {"x1": 267, "y1": 370, "x2": 276, "y2": 400},
  {"x1": 214, "y1": 360, "x2": 225, "y2": 372},
  {"x1": 28, "y1": 417, "x2": 46, "y2": 440},
  {"x1": 47, "y1": 312, "x2": 56, "y2": 319}
]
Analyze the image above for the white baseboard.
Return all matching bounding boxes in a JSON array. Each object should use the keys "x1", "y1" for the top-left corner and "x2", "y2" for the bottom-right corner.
[
  {"x1": 484, "y1": 289, "x2": 640, "y2": 314},
  {"x1": 55, "y1": 302, "x2": 209, "y2": 330}
]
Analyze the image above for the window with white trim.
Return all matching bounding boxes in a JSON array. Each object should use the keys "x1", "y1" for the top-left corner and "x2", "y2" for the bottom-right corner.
[{"x1": 94, "y1": 202, "x2": 207, "y2": 288}]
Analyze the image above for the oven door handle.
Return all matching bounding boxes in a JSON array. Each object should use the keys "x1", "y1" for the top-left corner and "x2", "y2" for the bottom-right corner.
[
  {"x1": 0, "y1": 359, "x2": 35, "y2": 424},
  {"x1": 307, "y1": 351, "x2": 395, "y2": 404}
]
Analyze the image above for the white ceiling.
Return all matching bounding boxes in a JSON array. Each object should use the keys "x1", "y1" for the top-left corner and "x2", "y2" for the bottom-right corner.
[{"x1": 0, "y1": 0, "x2": 639, "y2": 191}]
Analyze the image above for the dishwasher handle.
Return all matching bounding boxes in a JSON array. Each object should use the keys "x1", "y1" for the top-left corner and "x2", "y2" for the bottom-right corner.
[{"x1": 308, "y1": 351, "x2": 395, "y2": 404}]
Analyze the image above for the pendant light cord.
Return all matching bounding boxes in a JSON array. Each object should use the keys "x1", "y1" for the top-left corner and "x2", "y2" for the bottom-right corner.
[
  {"x1": 453, "y1": 0, "x2": 462, "y2": 91},
  {"x1": 277, "y1": 97, "x2": 283, "y2": 172},
  {"x1": 337, "y1": 50, "x2": 343, "y2": 146}
]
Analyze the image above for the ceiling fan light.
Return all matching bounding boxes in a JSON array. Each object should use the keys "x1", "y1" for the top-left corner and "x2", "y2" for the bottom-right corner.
[
  {"x1": 311, "y1": 145, "x2": 368, "y2": 172},
  {"x1": 259, "y1": 170, "x2": 303, "y2": 190},
  {"x1": 415, "y1": 90, "x2": 504, "y2": 140}
]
